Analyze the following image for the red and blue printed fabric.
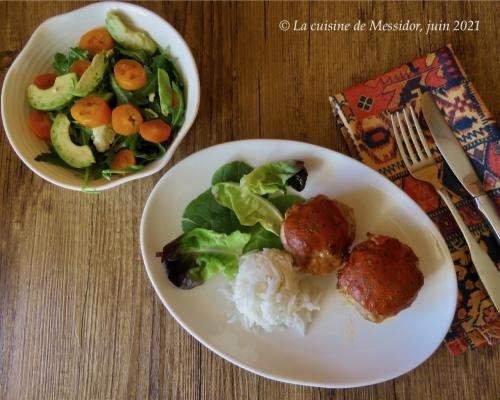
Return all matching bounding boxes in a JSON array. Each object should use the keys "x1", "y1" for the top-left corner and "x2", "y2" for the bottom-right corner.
[{"x1": 331, "y1": 44, "x2": 500, "y2": 355}]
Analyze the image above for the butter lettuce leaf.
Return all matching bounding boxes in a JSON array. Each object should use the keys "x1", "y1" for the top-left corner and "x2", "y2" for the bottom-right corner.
[
  {"x1": 160, "y1": 228, "x2": 251, "y2": 289},
  {"x1": 211, "y1": 182, "x2": 283, "y2": 236},
  {"x1": 240, "y1": 160, "x2": 308, "y2": 195}
]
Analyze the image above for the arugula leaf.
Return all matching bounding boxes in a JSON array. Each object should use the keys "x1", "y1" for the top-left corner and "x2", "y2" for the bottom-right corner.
[
  {"x1": 52, "y1": 47, "x2": 89, "y2": 74},
  {"x1": 109, "y1": 73, "x2": 133, "y2": 104},
  {"x1": 115, "y1": 44, "x2": 149, "y2": 64},
  {"x1": 101, "y1": 165, "x2": 145, "y2": 180},
  {"x1": 35, "y1": 150, "x2": 82, "y2": 173},
  {"x1": 134, "y1": 144, "x2": 165, "y2": 161}
]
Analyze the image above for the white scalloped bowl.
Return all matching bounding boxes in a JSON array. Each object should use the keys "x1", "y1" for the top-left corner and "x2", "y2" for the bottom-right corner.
[{"x1": 1, "y1": 1, "x2": 200, "y2": 191}]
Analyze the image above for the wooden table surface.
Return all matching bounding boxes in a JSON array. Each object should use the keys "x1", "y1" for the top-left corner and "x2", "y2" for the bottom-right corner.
[{"x1": 1, "y1": 1, "x2": 499, "y2": 399}]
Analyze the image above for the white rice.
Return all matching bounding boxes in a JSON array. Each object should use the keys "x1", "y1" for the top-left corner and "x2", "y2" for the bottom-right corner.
[{"x1": 230, "y1": 249, "x2": 320, "y2": 334}]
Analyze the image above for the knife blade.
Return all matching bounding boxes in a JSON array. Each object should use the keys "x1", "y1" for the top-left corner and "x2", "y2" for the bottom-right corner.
[{"x1": 421, "y1": 92, "x2": 500, "y2": 244}]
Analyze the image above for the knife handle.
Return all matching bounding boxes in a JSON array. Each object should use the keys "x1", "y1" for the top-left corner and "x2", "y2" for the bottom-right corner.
[
  {"x1": 438, "y1": 188, "x2": 500, "y2": 312},
  {"x1": 474, "y1": 194, "x2": 500, "y2": 246}
]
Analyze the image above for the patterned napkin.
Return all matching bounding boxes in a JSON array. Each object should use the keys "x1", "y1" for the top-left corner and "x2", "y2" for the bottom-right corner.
[{"x1": 330, "y1": 45, "x2": 500, "y2": 355}]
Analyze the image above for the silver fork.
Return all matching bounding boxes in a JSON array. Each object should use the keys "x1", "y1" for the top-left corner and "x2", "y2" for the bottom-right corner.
[{"x1": 390, "y1": 104, "x2": 500, "y2": 311}]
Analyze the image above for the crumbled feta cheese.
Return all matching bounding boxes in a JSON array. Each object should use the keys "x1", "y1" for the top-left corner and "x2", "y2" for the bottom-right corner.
[{"x1": 92, "y1": 124, "x2": 116, "y2": 152}]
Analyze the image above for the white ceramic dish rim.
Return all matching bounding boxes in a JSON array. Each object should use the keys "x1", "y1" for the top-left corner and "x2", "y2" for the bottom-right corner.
[
  {"x1": 1, "y1": 1, "x2": 200, "y2": 191},
  {"x1": 139, "y1": 139, "x2": 458, "y2": 388}
]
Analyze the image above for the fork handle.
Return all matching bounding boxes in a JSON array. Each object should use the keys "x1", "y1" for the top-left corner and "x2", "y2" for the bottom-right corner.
[{"x1": 437, "y1": 188, "x2": 500, "y2": 311}]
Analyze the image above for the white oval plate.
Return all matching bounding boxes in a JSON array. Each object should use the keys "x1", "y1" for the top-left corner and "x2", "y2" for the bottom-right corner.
[{"x1": 140, "y1": 140, "x2": 457, "y2": 388}]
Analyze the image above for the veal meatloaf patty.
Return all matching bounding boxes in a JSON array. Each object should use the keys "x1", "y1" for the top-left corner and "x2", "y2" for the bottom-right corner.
[
  {"x1": 337, "y1": 233, "x2": 423, "y2": 322},
  {"x1": 281, "y1": 195, "x2": 355, "y2": 275}
]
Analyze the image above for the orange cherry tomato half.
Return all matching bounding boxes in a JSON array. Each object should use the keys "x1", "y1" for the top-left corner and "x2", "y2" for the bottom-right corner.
[
  {"x1": 28, "y1": 110, "x2": 52, "y2": 140},
  {"x1": 111, "y1": 104, "x2": 143, "y2": 135},
  {"x1": 69, "y1": 59, "x2": 92, "y2": 78},
  {"x1": 139, "y1": 119, "x2": 172, "y2": 144},
  {"x1": 33, "y1": 73, "x2": 57, "y2": 89},
  {"x1": 114, "y1": 59, "x2": 147, "y2": 91},
  {"x1": 111, "y1": 149, "x2": 136, "y2": 170},
  {"x1": 79, "y1": 28, "x2": 114, "y2": 55},
  {"x1": 70, "y1": 96, "x2": 111, "y2": 128}
]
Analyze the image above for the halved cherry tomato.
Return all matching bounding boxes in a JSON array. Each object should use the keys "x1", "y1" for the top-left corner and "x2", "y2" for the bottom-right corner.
[
  {"x1": 33, "y1": 73, "x2": 57, "y2": 89},
  {"x1": 71, "y1": 96, "x2": 111, "y2": 128},
  {"x1": 69, "y1": 59, "x2": 92, "y2": 78},
  {"x1": 79, "y1": 28, "x2": 114, "y2": 55},
  {"x1": 28, "y1": 110, "x2": 52, "y2": 140},
  {"x1": 111, "y1": 149, "x2": 136, "y2": 170},
  {"x1": 139, "y1": 119, "x2": 172, "y2": 144},
  {"x1": 111, "y1": 104, "x2": 143, "y2": 135},
  {"x1": 114, "y1": 59, "x2": 147, "y2": 91}
]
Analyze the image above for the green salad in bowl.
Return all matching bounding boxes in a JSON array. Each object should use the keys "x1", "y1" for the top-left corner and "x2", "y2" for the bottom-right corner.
[{"x1": 26, "y1": 11, "x2": 185, "y2": 188}]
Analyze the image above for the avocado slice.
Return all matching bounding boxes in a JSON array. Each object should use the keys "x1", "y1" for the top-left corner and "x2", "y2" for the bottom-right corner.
[
  {"x1": 51, "y1": 113, "x2": 95, "y2": 168},
  {"x1": 27, "y1": 73, "x2": 77, "y2": 111},
  {"x1": 105, "y1": 11, "x2": 157, "y2": 55},
  {"x1": 72, "y1": 51, "x2": 108, "y2": 97},
  {"x1": 157, "y1": 68, "x2": 172, "y2": 117}
]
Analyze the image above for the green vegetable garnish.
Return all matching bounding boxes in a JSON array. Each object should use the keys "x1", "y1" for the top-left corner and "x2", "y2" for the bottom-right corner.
[
  {"x1": 52, "y1": 47, "x2": 89, "y2": 74},
  {"x1": 211, "y1": 182, "x2": 283, "y2": 236},
  {"x1": 240, "y1": 160, "x2": 307, "y2": 195},
  {"x1": 159, "y1": 228, "x2": 251, "y2": 289},
  {"x1": 158, "y1": 68, "x2": 173, "y2": 117}
]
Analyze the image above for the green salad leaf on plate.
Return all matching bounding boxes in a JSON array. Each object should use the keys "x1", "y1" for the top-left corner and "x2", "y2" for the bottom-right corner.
[
  {"x1": 211, "y1": 160, "x2": 254, "y2": 185},
  {"x1": 159, "y1": 228, "x2": 251, "y2": 289},
  {"x1": 240, "y1": 160, "x2": 308, "y2": 195},
  {"x1": 164, "y1": 160, "x2": 308, "y2": 289},
  {"x1": 211, "y1": 182, "x2": 284, "y2": 236}
]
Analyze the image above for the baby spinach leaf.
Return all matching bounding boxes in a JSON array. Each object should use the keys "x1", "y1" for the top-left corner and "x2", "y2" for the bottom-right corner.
[
  {"x1": 268, "y1": 194, "x2": 305, "y2": 214},
  {"x1": 244, "y1": 225, "x2": 283, "y2": 253},
  {"x1": 181, "y1": 189, "x2": 245, "y2": 234},
  {"x1": 211, "y1": 161, "x2": 253, "y2": 185}
]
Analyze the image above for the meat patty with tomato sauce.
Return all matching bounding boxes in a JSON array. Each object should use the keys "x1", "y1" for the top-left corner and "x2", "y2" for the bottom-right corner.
[
  {"x1": 337, "y1": 233, "x2": 423, "y2": 322},
  {"x1": 280, "y1": 195, "x2": 355, "y2": 275}
]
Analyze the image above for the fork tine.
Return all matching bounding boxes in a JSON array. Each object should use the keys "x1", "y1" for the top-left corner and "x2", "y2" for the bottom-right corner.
[
  {"x1": 390, "y1": 113, "x2": 412, "y2": 168},
  {"x1": 396, "y1": 111, "x2": 419, "y2": 163},
  {"x1": 403, "y1": 108, "x2": 424, "y2": 160},
  {"x1": 409, "y1": 105, "x2": 433, "y2": 159}
]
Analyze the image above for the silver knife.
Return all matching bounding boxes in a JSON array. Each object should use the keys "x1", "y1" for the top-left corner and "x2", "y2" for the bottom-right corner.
[{"x1": 421, "y1": 92, "x2": 500, "y2": 244}]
